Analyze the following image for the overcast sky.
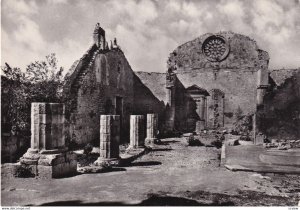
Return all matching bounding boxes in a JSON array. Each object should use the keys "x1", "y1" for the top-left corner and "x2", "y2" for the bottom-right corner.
[{"x1": 1, "y1": 0, "x2": 300, "y2": 73}]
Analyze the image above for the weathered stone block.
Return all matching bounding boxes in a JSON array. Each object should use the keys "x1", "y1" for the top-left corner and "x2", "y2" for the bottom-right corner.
[
  {"x1": 20, "y1": 158, "x2": 38, "y2": 165},
  {"x1": 21, "y1": 150, "x2": 41, "y2": 160},
  {"x1": 98, "y1": 115, "x2": 120, "y2": 159},
  {"x1": 37, "y1": 157, "x2": 77, "y2": 179},
  {"x1": 129, "y1": 115, "x2": 145, "y2": 148},
  {"x1": 66, "y1": 152, "x2": 77, "y2": 162},
  {"x1": 38, "y1": 154, "x2": 66, "y2": 166},
  {"x1": 31, "y1": 102, "x2": 65, "y2": 151},
  {"x1": 145, "y1": 114, "x2": 159, "y2": 145}
]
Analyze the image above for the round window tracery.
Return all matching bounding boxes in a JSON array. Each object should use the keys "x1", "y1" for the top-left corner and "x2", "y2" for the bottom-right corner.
[{"x1": 202, "y1": 35, "x2": 229, "y2": 62}]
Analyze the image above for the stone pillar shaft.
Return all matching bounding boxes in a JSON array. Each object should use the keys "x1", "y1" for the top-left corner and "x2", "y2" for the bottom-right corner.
[
  {"x1": 256, "y1": 88, "x2": 267, "y2": 106},
  {"x1": 130, "y1": 115, "x2": 145, "y2": 148},
  {"x1": 166, "y1": 88, "x2": 172, "y2": 106},
  {"x1": 166, "y1": 87, "x2": 176, "y2": 131},
  {"x1": 99, "y1": 115, "x2": 120, "y2": 159},
  {"x1": 195, "y1": 95, "x2": 206, "y2": 133},
  {"x1": 198, "y1": 96, "x2": 206, "y2": 120},
  {"x1": 31, "y1": 103, "x2": 65, "y2": 151},
  {"x1": 146, "y1": 114, "x2": 158, "y2": 143}
]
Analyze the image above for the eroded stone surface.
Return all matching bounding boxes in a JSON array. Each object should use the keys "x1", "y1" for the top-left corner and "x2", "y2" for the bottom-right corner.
[
  {"x1": 17, "y1": 150, "x2": 77, "y2": 179},
  {"x1": 129, "y1": 115, "x2": 145, "y2": 148},
  {"x1": 31, "y1": 103, "x2": 65, "y2": 151}
]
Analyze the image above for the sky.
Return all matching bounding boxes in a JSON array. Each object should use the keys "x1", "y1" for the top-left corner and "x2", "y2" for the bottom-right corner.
[{"x1": 1, "y1": 0, "x2": 300, "y2": 74}]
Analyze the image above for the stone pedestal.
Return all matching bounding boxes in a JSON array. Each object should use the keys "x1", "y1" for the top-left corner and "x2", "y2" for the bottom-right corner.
[
  {"x1": 94, "y1": 115, "x2": 120, "y2": 166},
  {"x1": 195, "y1": 120, "x2": 205, "y2": 134},
  {"x1": 128, "y1": 115, "x2": 145, "y2": 149},
  {"x1": 145, "y1": 114, "x2": 160, "y2": 145},
  {"x1": 20, "y1": 103, "x2": 77, "y2": 178},
  {"x1": 255, "y1": 132, "x2": 265, "y2": 145}
]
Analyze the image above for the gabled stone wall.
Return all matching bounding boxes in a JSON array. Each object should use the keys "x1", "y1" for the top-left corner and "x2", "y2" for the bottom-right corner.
[
  {"x1": 63, "y1": 24, "x2": 164, "y2": 146},
  {"x1": 166, "y1": 31, "x2": 269, "y2": 130}
]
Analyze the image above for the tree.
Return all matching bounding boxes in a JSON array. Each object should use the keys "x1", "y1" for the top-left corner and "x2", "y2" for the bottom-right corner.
[
  {"x1": 25, "y1": 53, "x2": 64, "y2": 102},
  {"x1": 1, "y1": 54, "x2": 64, "y2": 134},
  {"x1": 1, "y1": 64, "x2": 29, "y2": 132}
]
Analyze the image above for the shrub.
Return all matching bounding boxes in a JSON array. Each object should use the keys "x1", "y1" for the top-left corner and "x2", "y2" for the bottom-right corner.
[
  {"x1": 211, "y1": 140, "x2": 222, "y2": 149},
  {"x1": 15, "y1": 165, "x2": 35, "y2": 178},
  {"x1": 83, "y1": 143, "x2": 93, "y2": 155},
  {"x1": 187, "y1": 136, "x2": 204, "y2": 146}
]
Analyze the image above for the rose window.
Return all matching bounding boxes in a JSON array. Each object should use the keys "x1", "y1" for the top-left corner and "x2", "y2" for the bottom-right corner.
[{"x1": 202, "y1": 36, "x2": 229, "y2": 62}]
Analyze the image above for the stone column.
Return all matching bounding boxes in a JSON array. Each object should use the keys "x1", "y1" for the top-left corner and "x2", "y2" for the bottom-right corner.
[
  {"x1": 129, "y1": 115, "x2": 145, "y2": 148},
  {"x1": 195, "y1": 95, "x2": 206, "y2": 133},
  {"x1": 95, "y1": 115, "x2": 120, "y2": 166},
  {"x1": 30, "y1": 103, "x2": 65, "y2": 152},
  {"x1": 165, "y1": 87, "x2": 176, "y2": 131},
  {"x1": 145, "y1": 114, "x2": 160, "y2": 145},
  {"x1": 254, "y1": 50, "x2": 269, "y2": 143},
  {"x1": 20, "y1": 103, "x2": 77, "y2": 179},
  {"x1": 256, "y1": 87, "x2": 267, "y2": 106},
  {"x1": 165, "y1": 72, "x2": 177, "y2": 132}
]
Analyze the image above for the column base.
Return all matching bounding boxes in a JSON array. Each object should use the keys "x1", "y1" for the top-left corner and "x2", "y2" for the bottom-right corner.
[
  {"x1": 255, "y1": 132, "x2": 266, "y2": 145},
  {"x1": 94, "y1": 157, "x2": 120, "y2": 167},
  {"x1": 195, "y1": 120, "x2": 205, "y2": 134},
  {"x1": 145, "y1": 138, "x2": 161, "y2": 145},
  {"x1": 126, "y1": 145, "x2": 146, "y2": 150},
  {"x1": 125, "y1": 145, "x2": 149, "y2": 156},
  {"x1": 19, "y1": 148, "x2": 77, "y2": 179}
]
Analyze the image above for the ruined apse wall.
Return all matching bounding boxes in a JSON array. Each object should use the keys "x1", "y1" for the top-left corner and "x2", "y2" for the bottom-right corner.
[
  {"x1": 257, "y1": 69, "x2": 300, "y2": 139},
  {"x1": 167, "y1": 31, "x2": 269, "y2": 129}
]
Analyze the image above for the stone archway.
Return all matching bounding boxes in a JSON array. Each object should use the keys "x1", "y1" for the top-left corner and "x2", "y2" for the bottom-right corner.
[{"x1": 207, "y1": 89, "x2": 225, "y2": 129}]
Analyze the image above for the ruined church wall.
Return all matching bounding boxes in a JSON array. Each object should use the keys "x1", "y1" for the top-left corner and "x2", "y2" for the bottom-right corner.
[
  {"x1": 168, "y1": 32, "x2": 261, "y2": 72},
  {"x1": 132, "y1": 74, "x2": 165, "y2": 131},
  {"x1": 173, "y1": 78, "x2": 196, "y2": 132},
  {"x1": 167, "y1": 32, "x2": 267, "y2": 129},
  {"x1": 176, "y1": 69, "x2": 258, "y2": 128},
  {"x1": 69, "y1": 50, "x2": 135, "y2": 146},
  {"x1": 66, "y1": 48, "x2": 166, "y2": 146},
  {"x1": 257, "y1": 69, "x2": 300, "y2": 139}
]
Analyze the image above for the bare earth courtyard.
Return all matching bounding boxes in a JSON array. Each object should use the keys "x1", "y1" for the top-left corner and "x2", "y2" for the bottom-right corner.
[{"x1": 1, "y1": 137, "x2": 299, "y2": 206}]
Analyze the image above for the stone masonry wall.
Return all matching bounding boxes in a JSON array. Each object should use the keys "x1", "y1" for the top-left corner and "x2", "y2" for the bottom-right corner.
[
  {"x1": 66, "y1": 48, "x2": 135, "y2": 146},
  {"x1": 257, "y1": 69, "x2": 300, "y2": 139},
  {"x1": 133, "y1": 74, "x2": 165, "y2": 132},
  {"x1": 167, "y1": 31, "x2": 268, "y2": 129},
  {"x1": 176, "y1": 70, "x2": 257, "y2": 128},
  {"x1": 64, "y1": 45, "x2": 165, "y2": 146}
]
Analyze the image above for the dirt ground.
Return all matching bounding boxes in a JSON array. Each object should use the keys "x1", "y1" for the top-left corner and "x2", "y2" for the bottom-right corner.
[{"x1": 1, "y1": 137, "x2": 299, "y2": 206}]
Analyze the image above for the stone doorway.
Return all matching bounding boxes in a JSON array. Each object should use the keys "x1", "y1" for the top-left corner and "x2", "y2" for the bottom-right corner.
[
  {"x1": 186, "y1": 85, "x2": 209, "y2": 133},
  {"x1": 207, "y1": 89, "x2": 225, "y2": 129}
]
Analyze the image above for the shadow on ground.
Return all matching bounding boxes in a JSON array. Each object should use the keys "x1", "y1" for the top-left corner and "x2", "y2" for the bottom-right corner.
[
  {"x1": 36, "y1": 195, "x2": 235, "y2": 206},
  {"x1": 156, "y1": 140, "x2": 180, "y2": 145},
  {"x1": 128, "y1": 161, "x2": 162, "y2": 167},
  {"x1": 151, "y1": 148, "x2": 173, "y2": 152}
]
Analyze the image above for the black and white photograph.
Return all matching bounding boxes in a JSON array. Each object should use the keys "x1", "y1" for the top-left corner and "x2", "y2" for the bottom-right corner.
[{"x1": 1, "y1": 0, "x2": 300, "y2": 207}]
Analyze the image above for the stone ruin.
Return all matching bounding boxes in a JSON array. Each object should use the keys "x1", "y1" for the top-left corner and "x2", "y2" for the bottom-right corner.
[
  {"x1": 8, "y1": 103, "x2": 77, "y2": 178},
  {"x1": 2, "y1": 23, "x2": 299, "y2": 178}
]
